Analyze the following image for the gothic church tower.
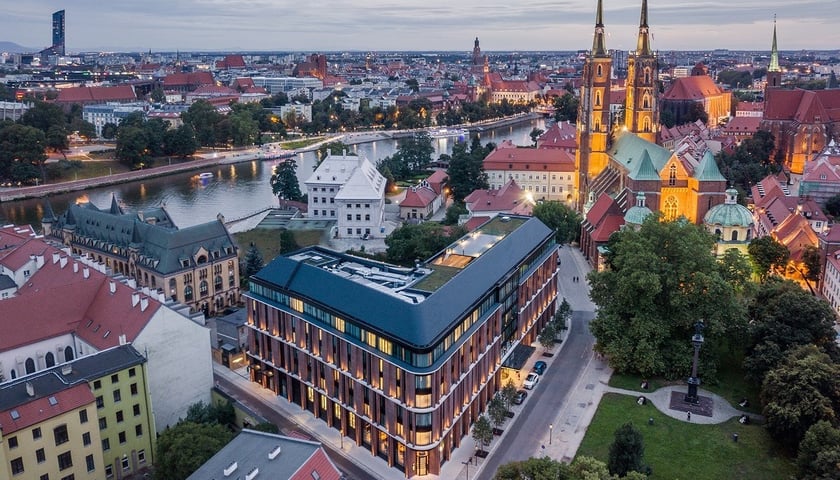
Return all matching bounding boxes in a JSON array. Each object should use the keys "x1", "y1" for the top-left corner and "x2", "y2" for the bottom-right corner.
[
  {"x1": 575, "y1": 0, "x2": 613, "y2": 210},
  {"x1": 624, "y1": 0, "x2": 659, "y2": 143},
  {"x1": 766, "y1": 18, "x2": 782, "y2": 89}
]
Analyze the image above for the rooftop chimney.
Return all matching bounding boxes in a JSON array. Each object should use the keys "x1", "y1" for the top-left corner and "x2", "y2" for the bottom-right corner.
[
  {"x1": 109, "y1": 281, "x2": 116, "y2": 294},
  {"x1": 52, "y1": 252, "x2": 60, "y2": 264},
  {"x1": 73, "y1": 263, "x2": 79, "y2": 273},
  {"x1": 131, "y1": 293, "x2": 140, "y2": 307},
  {"x1": 83, "y1": 267, "x2": 90, "y2": 279},
  {"x1": 59, "y1": 257, "x2": 68, "y2": 269},
  {"x1": 140, "y1": 297, "x2": 149, "y2": 312},
  {"x1": 25, "y1": 382, "x2": 34, "y2": 397},
  {"x1": 119, "y1": 334, "x2": 127, "y2": 345}
]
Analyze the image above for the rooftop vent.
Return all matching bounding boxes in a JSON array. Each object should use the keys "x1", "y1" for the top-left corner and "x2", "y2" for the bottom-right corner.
[
  {"x1": 48, "y1": 396, "x2": 58, "y2": 406},
  {"x1": 61, "y1": 364, "x2": 72, "y2": 375},
  {"x1": 223, "y1": 461, "x2": 238, "y2": 477},
  {"x1": 109, "y1": 281, "x2": 116, "y2": 294},
  {"x1": 268, "y1": 445, "x2": 282, "y2": 460},
  {"x1": 25, "y1": 382, "x2": 34, "y2": 397},
  {"x1": 245, "y1": 467, "x2": 259, "y2": 480}
]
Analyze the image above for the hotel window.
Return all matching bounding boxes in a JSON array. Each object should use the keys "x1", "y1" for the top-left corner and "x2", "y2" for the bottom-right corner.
[
  {"x1": 138, "y1": 450, "x2": 146, "y2": 464},
  {"x1": 57, "y1": 451, "x2": 72, "y2": 470},
  {"x1": 79, "y1": 410, "x2": 88, "y2": 423},
  {"x1": 99, "y1": 417, "x2": 107, "y2": 429},
  {"x1": 136, "y1": 424, "x2": 143, "y2": 437},
  {"x1": 54, "y1": 425, "x2": 69, "y2": 446},
  {"x1": 346, "y1": 214, "x2": 352, "y2": 221},
  {"x1": 83, "y1": 432, "x2": 91, "y2": 446},
  {"x1": 102, "y1": 438, "x2": 110, "y2": 451},
  {"x1": 86, "y1": 454, "x2": 95, "y2": 472},
  {"x1": 118, "y1": 431, "x2": 126, "y2": 444},
  {"x1": 8, "y1": 436, "x2": 18, "y2": 448},
  {"x1": 11, "y1": 457, "x2": 23, "y2": 475},
  {"x1": 121, "y1": 456, "x2": 129, "y2": 471},
  {"x1": 116, "y1": 411, "x2": 124, "y2": 423},
  {"x1": 33, "y1": 427, "x2": 42, "y2": 440},
  {"x1": 36, "y1": 448, "x2": 46, "y2": 463}
]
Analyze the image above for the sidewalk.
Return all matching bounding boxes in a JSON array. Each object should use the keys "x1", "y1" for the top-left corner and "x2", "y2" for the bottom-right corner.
[{"x1": 603, "y1": 385, "x2": 751, "y2": 424}]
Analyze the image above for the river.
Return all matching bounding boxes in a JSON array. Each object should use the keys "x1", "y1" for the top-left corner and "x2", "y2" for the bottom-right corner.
[{"x1": 0, "y1": 118, "x2": 546, "y2": 230}]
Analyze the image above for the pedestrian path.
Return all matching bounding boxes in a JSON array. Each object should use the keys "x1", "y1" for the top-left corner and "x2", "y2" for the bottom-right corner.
[{"x1": 603, "y1": 385, "x2": 754, "y2": 425}]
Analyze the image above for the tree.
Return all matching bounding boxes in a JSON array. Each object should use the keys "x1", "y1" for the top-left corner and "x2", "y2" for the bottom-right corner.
[
  {"x1": 182, "y1": 100, "x2": 221, "y2": 147},
  {"x1": 252, "y1": 422, "x2": 280, "y2": 434},
  {"x1": 717, "y1": 248, "x2": 756, "y2": 297},
  {"x1": 569, "y1": 455, "x2": 615, "y2": 480},
  {"x1": 762, "y1": 345, "x2": 840, "y2": 449},
  {"x1": 500, "y1": 380, "x2": 518, "y2": 412},
  {"x1": 154, "y1": 422, "x2": 233, "y2": 480},
  {"x1": 747, "y1": 235, "x2": 789, "y2": 281},
  {"x1": 530, "y1": 127, "x2": 544, "y2": 146},
  {"x1": 101, "y1": 122, "x2": 118, "y2": 139},
  {"x1": 538, "y1": 323, "x2": 557, "y2": 349},
  {"x1": 150, "y1": 86, "x2": 166, "y2": 103},
  {"x1": 553, "y1": 298, "x2": 572, "y2": 332},
  {"x1": 184, "y1": 400, "x2": 235, "y2": 426},
  {"x1": 826, "y1": 194, "x2": 840, "y2": 218},
  {"x1": 244, "y1": 243, "x2": 264, "y2": 278},
  {"x1": 279, "y1": 229, "x2": 299, "y2": 254},
  {"x1": 488, "y1": 395, "x2": 507, "y2": 431},
  {"x1": 398, "y1": 132, "x2": 434, "y2": 175},
  {"x1": 69, "y1": 117, "x2": 96, "y2": 142},
  {"x1": 270, "y1": 159, "x2": 303, "y2": 201},
  {"x1": 685, "y1": 102, "x2": 709, "y2": 125},
  {"x1": 385, "y1": 223, "x2": 466, "y2": 266},
  {"x1": 589, "y1": 216, "x2": 744, "y2": 378},
  {"x1": 0, "y1": 123, "x2": 48, "y2": 184},
  {"x1": 405, "y1": 78, "x2": 420, "y2": 93},
  {"x1": 744, "y1": 278, "x2": 840, "y2": 384},
  {"x1": 164, "y1": 124, "x2": 198, "y2": 158},
  {"x1": 20, "y1": 100, "x2": 66, "y2": 134},
  {"x1": 472, "y1": 415, "x2": 493, "y2": 452},
  {"x1": 802, "y1": 245, "x2": 821, "y2": 287},
  {"x1": 494, "y1": 457, "x2": 571, "y2": 480},
  {"x1": 317, "y1": 141, "x2": 353, "y2": 163},
  {"x1": 553, "y1": 92, "x2": 579, "y2": 123},
  {"x1": 607, "y1": 422, "x2": 646, "y2": 477},
  {"x1": 443, "y1": 201, "x2": 467, "y2": 226},
  {"x1": 797, "y1": 421, "x2": 840, "y2": 480},
  {"x1": 115, "y1": 126, "x2": 148, "y2": 169},
  {"x1": 533, "y1": 201, "x2": 582, "y2": 244},
  {"x1": 447, "y1": 142, "x2": 488, "y2": 202}
]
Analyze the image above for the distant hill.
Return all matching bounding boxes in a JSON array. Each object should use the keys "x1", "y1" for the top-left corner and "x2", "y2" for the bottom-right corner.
[{"x1": 0, "y1": 41, "x2": 35, "y2": 53}]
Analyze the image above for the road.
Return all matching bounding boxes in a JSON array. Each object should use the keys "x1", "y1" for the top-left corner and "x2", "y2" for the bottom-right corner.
[
  {"x1": 214, "y1": 374, "x2": 373, "y2": 480},
  {"x1": 476, "y1": 311, "x2": 596, "y2": 479}
]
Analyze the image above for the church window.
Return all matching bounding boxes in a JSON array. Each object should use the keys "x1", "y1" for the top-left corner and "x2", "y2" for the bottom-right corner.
[
  {"x1": 668, "y1": 164, "x2": 677, "y2": 186},
  {"x1": 664, "y1": 196, "x2": 678, "y2": 220},
  {"x1": 643, "y1": 117, "x2": 652, "y2": 132},
  {"x1": 731, "y1": 231, "x2": 739, "y2": 242},
  {"x1": 644, "y1": 68, "x2": 651, "y2": 84},
  {"x1": 643, "y1": 95, "x2": 650, "y2": 109},
  {"x1": 597, "y1": 65, "x2": 603, "y2": 77},
  {"x1": 595, "y1": 92, "x2": 601, "y2": 107}
]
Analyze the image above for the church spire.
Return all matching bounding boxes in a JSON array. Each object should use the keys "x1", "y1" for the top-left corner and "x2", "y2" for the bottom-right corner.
[
  {"x1": 769, "y1": 15, "x2": 780, "y2": 72},
  {"x1": 592, "y1": 0, "x2": 608, "y2": 56},
  {"x1": 636, "y1": 0, "x2": 652, "y2": 56}
]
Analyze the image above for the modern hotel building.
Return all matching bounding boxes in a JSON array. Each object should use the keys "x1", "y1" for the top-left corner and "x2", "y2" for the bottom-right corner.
[{"x1": 245, "y1": 216, "x2": 558, "y2": 477}]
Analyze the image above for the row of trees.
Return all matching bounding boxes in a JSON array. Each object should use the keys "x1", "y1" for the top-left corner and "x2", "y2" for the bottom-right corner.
[
  {"x1": 114, "y1": 112, "x2": 198, "y2": 168},
  {"x1": 715, "y1": 129, "x2": 780, "y2": 195},
  {"x1": 588, "y1": 216, "x2": 840, "y2": 478}
]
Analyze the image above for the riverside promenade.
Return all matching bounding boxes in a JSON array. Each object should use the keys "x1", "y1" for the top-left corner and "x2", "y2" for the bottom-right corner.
[{"x1": 0, "y1": 113, "x2": 539, "y2": 203}]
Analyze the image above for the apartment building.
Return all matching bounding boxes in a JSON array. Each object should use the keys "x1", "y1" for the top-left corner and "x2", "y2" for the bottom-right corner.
[{"x1": 245, "y1": 215, "x2": 558, "y2": 477}]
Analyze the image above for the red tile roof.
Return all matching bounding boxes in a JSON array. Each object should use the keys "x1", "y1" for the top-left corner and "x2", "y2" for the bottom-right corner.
[
  {"x1": 56, "y1": 85, "x2": 137, "y2": 104},
  {"x1": 0, "y1": 383, "x2": 94, "y2": 435},
  {"x1": 662, "y1": 75, "x2": 725, "y2": 100},
  {"x1": 764, "y1": 88, "x2": 840, "y2": 123},
  {"x1": 163, "y1": 72, "x2": 215, "y2": 88},
  {"x1": 465, "y1": 179, "x2": 530, "y2": 213},
  {"x1": 721, "y1": 116, "x2": 761, "y2": 135},
  {"x1": 484, "y1": 145, "x2": 575, "y2": 172},
  {"x1": 772, "y1": 214, "x2": 819, "y2": 262},
  {"x1": 216, "y1": 55, "x2": 246, "y2": 70},
  {"x1": 290, "y1": 448, "x2": 342, "y2": 480},
  {"x1": 401, "y1": 185, "x2": 437, "y2": 208},
  {"x1": 537, "y1": 121, "x2": 577, "y2": 150},
  {"x1": 464, "y1": 216, "x2": 492, "y2": 232}
]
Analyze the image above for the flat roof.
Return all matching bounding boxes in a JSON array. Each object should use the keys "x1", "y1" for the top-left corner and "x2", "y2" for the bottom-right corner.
[{"x1": 250, "y1": 215, "x2": 553, "y2": 349}]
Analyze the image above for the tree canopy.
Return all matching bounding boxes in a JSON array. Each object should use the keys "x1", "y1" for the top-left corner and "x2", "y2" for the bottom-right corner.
[
  {"x1": 607, "y1": 422, "x2": 647, "y2": 477},
  {"x1": 532, "y1": 201, "x2": 582, "y2": 244},
  {"x1": 762, "y1": 345, "x2": 840, "y2": 449},
  {"x1": 447, "y1": 141, "x2": 489, "y2": 202},
  {"x1": 589, "y1": 217, "x2": 745, "y2": 378},
  {"x1": 154, "y1": 422, "x2": 234, "y2": 480},
  {"x1": 797, "y1": 421, "x2": 840, "y2": 480},
  {"x1": 270, "y1": 158, "x2": 303, "y2": 201},
  {"x1": 747, "y1": 235, "x2": 790, "y2": 281}
]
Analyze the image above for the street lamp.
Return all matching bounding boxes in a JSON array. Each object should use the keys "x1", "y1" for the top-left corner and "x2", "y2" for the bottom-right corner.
[
  {"x1": 549, "y1": 423, "x2": 553, "y2": 445},
  {"x1": 462, "y1": 459, "x2": 470, "y2": 480}
]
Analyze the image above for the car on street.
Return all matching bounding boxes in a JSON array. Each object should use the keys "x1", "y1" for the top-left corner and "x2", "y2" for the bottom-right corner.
[
  {"x1": 533, "y1": 361, "x2": 547, "y2": 375},
  {"x1": 523, "y1": 372, "x2": 540, "y2": 389},
  {"x1": 513, "y1": 390, "x2": 528, "y2": 404}
]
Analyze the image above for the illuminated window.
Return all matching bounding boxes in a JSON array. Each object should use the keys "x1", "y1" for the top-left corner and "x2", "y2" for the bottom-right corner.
[
  {"x1": 664, "y1": 195, "x2": 679, "y2": 220},
  {"x1": 669, "y1": 164, "x2": 677, "y2": 186}
]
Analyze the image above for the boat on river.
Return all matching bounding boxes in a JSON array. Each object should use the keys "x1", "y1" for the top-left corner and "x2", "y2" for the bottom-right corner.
[
  {"x1": 198, "y1": 172, "x2": 214, "y2": 179},
  {"x1": 429, "y1": 128, "x2": 468, "y2": 139}
]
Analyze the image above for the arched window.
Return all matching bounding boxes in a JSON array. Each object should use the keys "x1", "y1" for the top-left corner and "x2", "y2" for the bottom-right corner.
[
  {"x1": 25, "y1": 358, "x2": 35, "y2": 374},
  {"x1": 714, "y1": 228, "x2": 722, "y2": 239},
  {"x1": 169, "y1": 278, "x2": 177, "y2": 296},
  {"x1": 644, "y1": 68, "x2": 651, "y2": 83},
  {"x1": 747, "y1": 230, "x2": 753, "y2": 241},
  {"x1": 10, "y1": 369, "x2": 16, "y2": 380},
  {"x1": 215, "y1": 275, "x2": 223, "y2": 291},
  {"x1": 664, "y1": 196, "x2": 679, "y2": 220},
  {"x1": 669, "y1": 164, "x2": 677, "y2": 186},
  {"x1": 597, "y1": 64, "x2": 603, "y2": 77},
  {"x1": 643, "y1": 95, "x2": 650, "y2": 109},
  {"x1": 643, "y1": 117, "x2": 651, "y2": 132},
  {"x1": 197, "y1": 255, "x2": 208, "y2": 264},
  {"x1": 45, "y1": 352, "x2": 55, "y2": 368},
  {"x1": 185, "y1": 285, "x2": 194, "y2": 302},
  {"x1": 595, "y1": 92, "x2": 601, "y2": 107},
  {"x1": 200, "y1": 280, "x2": 209, "y2": 297},
  {"x1": 731, "y1": 230, "x2": 739, "y2": 241},
  {"x1": 64, "y1": 346, "x2": 74, "y2": 362}
]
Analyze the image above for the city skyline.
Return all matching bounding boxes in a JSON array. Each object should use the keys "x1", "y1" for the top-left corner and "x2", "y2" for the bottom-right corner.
[{"x1": 3, "y1": 1, "x2": 839, "y2": 54}]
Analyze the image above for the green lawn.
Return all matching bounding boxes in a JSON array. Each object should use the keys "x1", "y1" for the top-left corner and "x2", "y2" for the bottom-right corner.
[
  {"x1": 576, "y1": 394, "x2": 794, "y2": 480},
  {"x1": 233, "y1": 229, "x2": 323, "y2": 265}
]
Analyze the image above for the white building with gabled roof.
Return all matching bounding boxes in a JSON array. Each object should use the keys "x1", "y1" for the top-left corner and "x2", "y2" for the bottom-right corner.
[{"x1": 305, "y1": 153, "x2": 386, "y2": 239}]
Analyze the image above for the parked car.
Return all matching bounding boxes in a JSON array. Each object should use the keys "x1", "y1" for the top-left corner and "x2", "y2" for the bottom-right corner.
[
  {"x1": 513, "y1": 390, "x2": 528, "y2": 405},
  {"x1": 524, "y1": 372, "x2": 540, "y2": 389},
  {"x1": 533, "y1": 361, "x2": 547, "y2": 375}
]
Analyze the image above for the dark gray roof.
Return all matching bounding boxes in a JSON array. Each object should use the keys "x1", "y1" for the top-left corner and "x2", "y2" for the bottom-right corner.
[
  {"x1": 48, "y1": 202, "x2": 237, "y2": 275},
  {"x1": 186, "y1": 430, "x2": 327, "y2": 480},
  {"x1": 0, "y1": 273, "x2": 15, "y2": 290},
  {"x1": 252, "y1": 216, "x2": 553, "y2": 349},
  {"x1": 0, "y1": 344, "x2": 145, "y2": 411}
]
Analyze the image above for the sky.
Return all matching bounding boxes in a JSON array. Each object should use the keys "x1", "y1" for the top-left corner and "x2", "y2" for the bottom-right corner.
[{"x1": 3, "y1": 1, "x2": 839, "y2": 53}]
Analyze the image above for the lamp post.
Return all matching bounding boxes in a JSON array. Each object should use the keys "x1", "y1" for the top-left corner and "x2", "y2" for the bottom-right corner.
[
  {"x1": 685, "y1": 321, "x2": 705, "y2": 404},
  {"x1": 549, "y1": 423, "x2": 553, "y2": 445},
  {"x1": 462, "y1": 460, "x2": 470, "y2": 480}
]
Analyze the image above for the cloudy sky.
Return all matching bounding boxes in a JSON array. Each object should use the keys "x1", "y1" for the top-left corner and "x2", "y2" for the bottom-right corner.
[{"x1": 4, "y1": 1, "x2": 838, "y2": 53}]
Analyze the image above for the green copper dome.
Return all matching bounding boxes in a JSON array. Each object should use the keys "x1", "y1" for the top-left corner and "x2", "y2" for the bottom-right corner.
[
  {"x1": 704, "y1": 189, "x2": 753, "y2": 227},
  {"x1": 625, "y1": 192, "x2": 653, "y2": 225}
]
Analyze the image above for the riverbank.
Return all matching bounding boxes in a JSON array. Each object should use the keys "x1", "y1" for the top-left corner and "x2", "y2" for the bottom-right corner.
[{"x1": 0, "y1": 113, "x2": 540, "y2": 203}]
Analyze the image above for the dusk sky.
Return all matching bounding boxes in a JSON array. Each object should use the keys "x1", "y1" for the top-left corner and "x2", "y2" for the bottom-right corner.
[{"x1": 4, "y1": 1, "x2": 838, "y2": 53}]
